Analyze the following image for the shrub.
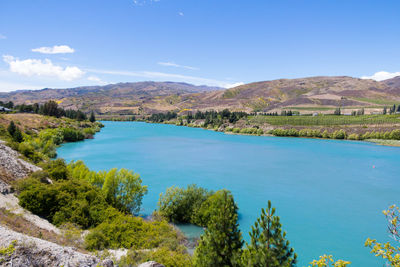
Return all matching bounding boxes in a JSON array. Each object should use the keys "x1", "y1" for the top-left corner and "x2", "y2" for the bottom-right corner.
[
  {"x1": 347, "y1": 133, "x2": 359, "y2": 140},
  {"x1": 46, "y1": 159, "x2": 68, "y2": 180},
  {"x1": 61, "y1": 128, "x2": 84, "y2": 142},
  {"x1": 390, "y1": 129, "x2": 400, "y2": 140},
  {"x1": 332, "y1": 130, "x2": 347, "y2": 139},
  {"x1": 119, "y1": 246, "x2": 192, "y2": 267},
  {"x1": 18, "y1": 177, "x2": 110, "y2": 229},
  {"x1": 158, "y1": 185, "x2": 213, "y2": 224},
  {"x1": 85, "y1": 213, "x2": 181, "y2": 251}
]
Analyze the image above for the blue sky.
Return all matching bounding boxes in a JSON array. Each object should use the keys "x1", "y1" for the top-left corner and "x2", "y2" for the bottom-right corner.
[{"x1": 0, "y1": 0, "x2": 400, "y2": 92}]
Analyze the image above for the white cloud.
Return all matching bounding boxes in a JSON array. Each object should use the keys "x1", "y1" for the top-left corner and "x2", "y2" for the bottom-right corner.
[
  {"x1": 178, "y1": 12, "x2": 184, "y2": 16},
  {"x1": 133, "y1": 0, "x2": 160, "y2": 5},
  {"x1": 225, "y1": 82, "x2": 244, "y2": 88},
  {"x1": 32, "y1": 45, "x2": 75, "y2": 54},
  {"x1": 87, "y1": 75, "x2": 107, "y2": 85},
  {"x1": 361, "y1": 71, "x2": 400, "y2": 81},
  {"x1": 3, "y1": 55, "x2": 85, "y2": 81},
  {"x1": 0, "y1": 34, "x2": 6, "y2": 40},
  {"x1": 87, "y1": 68, "x2": 240, "y2": 88},
  {"x1": 158, "y1": 61, "x2": 198, "y2": 70}
]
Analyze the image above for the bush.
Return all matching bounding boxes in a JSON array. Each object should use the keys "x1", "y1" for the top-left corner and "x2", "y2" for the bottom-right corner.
[
  {"x1": 158, "y1": 185, "x2": 213, "y2": 224},
  {"x1": 45, "y1": 159, "x2": 68, "y2": 180},
  {"x1": 85, "y1": 212, "x2": 182, "y2": 251},
  {"x1": 390, "y1": 129, "x2": 400, "y2": 140},
  {"x1": 347, "y1": 133, "x2": 359, "y2": 140},
  {"x1": 332, "y1": 130, "x2": 347, "y2": 139},
  {"x1": 61, "y1": 128, "x2": 84, "y2": 142},
  {"x1": 18, "y1": 178, "x2": 110, "y2": 229},
  {"x1": 119, "y1": 246, "x2": 192, "y2": 267},
  {"x1": 67, "y1": 161, "x2": 148, "y2": 215}
]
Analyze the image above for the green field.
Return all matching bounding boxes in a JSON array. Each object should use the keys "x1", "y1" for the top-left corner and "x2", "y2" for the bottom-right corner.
[
  {"x1": 350, "y1": 97, "x2": 399, "y2": 105},
  {"x1": 249, "y1": 114, "x2": 400, "y2": 126},
  {"x1": 282, "y1": 106, "x2": 336, "y2": 111}
]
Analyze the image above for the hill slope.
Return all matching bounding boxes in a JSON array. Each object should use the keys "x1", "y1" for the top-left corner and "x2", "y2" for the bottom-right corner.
[
  {"x1": 1, "y1": 76, "x2": 400, "y2": 114},
  {"x1": 163, "y1": 76, "x2": 400, "y2": 113}
]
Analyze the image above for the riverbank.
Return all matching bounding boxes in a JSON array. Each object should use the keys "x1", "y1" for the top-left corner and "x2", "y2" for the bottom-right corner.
[{"x1": 99, "y1": 115, "x2": 400, "y2": 147}]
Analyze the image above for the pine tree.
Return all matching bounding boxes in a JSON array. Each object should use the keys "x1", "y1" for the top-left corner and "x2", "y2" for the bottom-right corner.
[
  {"x1": 12, "y1": 127, "x2": 23, "y2": 143},
  {"x1": 89, "y1": 111, "x2": 96, "y2": 122},
  {"x1": 193, "y1": 190, "x2": 243, "y2": 267},
  {"x1": 390, "y1": 104, "x2": 396, "y2": 114},
  {"x1": 7, "y1": 121, "x2": 16, "y2": 137},
  {"x1": 241, "y1": 201, "x2": 297, "y2": 267}
]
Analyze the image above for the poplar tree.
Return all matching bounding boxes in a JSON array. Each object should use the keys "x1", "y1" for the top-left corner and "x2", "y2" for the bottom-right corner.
[
  {"x1": 193, "y1": 190, "x2": 243, "y2": 267},
  {"x1": 89, "y1": 111, "x2": 96, "y2": 122},
  {"x1": 12, "y1": 127, "x2": 24, "y2": 143},
  {"x1": 241, "y1": 201, "x2": 297, "y2": 267},
  {"x1": 7, "y1": 121, "x2": 16, "y2": 136}
]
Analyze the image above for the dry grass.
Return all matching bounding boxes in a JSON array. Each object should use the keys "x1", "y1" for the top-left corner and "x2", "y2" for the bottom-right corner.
[
  {"x1": 0, "y1": 208, "x2": 86, "y2": 252},
  {"x1": 0, "y1": 114, "x2": 62, "y2": 132}
]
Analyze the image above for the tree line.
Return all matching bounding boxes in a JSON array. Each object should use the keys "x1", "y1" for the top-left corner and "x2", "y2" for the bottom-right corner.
[{"x1": 11, "y1": 100, "x2": 96, "y2": 122}]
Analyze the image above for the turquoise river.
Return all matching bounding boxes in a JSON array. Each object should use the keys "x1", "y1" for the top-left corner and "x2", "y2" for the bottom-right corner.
[{"x1": 57, "y1": 121, "x2": 400, "y2": 266}]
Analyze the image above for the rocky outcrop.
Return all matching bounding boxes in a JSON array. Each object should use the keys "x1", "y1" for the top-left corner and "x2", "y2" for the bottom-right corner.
[
  {"x1": 0, "y1": 225, "x2": 112, "y2": 267},
  {"x1": 0, "y1": 140, "x2": 41, "y2": 184},
  {"x1": 138, "y1": 261, "x2": 165, "y2": 267}
]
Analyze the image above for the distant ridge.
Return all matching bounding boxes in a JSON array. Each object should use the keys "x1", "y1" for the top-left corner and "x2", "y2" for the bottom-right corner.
[
  {"x1": 0, "y1": 81, "x2": 222, "y2": 102},
  {"x1": 1, "y1": 76, "x2": 400, "y2": 114}
]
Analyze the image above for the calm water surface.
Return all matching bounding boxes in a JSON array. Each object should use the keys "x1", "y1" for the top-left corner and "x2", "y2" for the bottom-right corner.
[{"x1": 57, "y1": 121, "x2": 400, "y2": 266}]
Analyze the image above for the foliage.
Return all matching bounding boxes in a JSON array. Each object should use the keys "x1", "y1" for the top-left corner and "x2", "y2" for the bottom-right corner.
[
  {"x1": 268, "y1": 128, "x2": 400, "y2": 141},
  {"x1": 61, "y1": 127, "x2": 84, "y2": 142},
  {"x1": 193, "y1": 190, "x2": 243, "y2": 267},
  {"x1": 119, "y1": 246, "x2": 192, "y2": 267},
  {"x1": 365, "y1": 204, "x2": 400, "y2": 266},
  {"x1": 85, "y1": 212, "x2": 181, "y2": 251},
  {"x1": 89, "y1": 111, "x2": 96, "y2": 122},
  {"x1": 15, "y1": 100, "x2": 88, "y2": 120},
  {"x1": 67, "y1": 161, "x2": 148, "y2": 214},
  {"x1": 148, "y1": 112, "x2": 178, "y2": 123},
  {"x1": 241, "y1": 201, "x2": 297, "y2": 267},
  {"x1": 102, "y1": 168, "x2": 148, "y2": 214},
  {"x1": 17, "y1": 177, "x2": 110, "y2": 229},
  {"x1": 146, "y1": 110, "x2": 248, "y2": 129},
  {"x1": 7, "y1": 121, "x2": 16, "y2": 136},
  {"x1": 249, "y1": 114, "x2": 400, "y2": 126},
  {"x1": 308, "y1": 255, "x2": 351, "y2": 267},
  {"x1": 0, "y1": 241, "x2": 16, "y2": 264},
  {"x1": 46, "y1": 159, "x2": 68, "y2": 180},
  {"x1": 16, "y1": 159, "x2": 184, "y2": 256},
  {"x1": 158, "y1": 184, "x2": 213, "y2": 224}
]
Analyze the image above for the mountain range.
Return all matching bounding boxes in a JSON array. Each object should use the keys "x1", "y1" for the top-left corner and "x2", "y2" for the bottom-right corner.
[{"x1": 1, "y1": 76, "x2": 400, "y2": 115}]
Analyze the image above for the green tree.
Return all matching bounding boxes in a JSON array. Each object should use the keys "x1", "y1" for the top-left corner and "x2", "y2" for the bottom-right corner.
[
  {"x1": 46, "y1": 159, "x2": 68, "y2": 180},
  {"x1": 7, "y1": 121, "x2": 16, "y2": 137},
  {"x1": 41, "y1": 100, "x2": 60, "y2": 117},
  {"x1": 102, "y1": 168, "x2": 148, "y2": 214},
  {"x1": 89, "y1": 111, "x2": 96, "y2": 122},
  {"x1": 365, "y1": 204, "x2": 400, "y2": 266},
  {"x1": 241, "y1": 201, "x2": 297, "y2": 267},
  {"x1": 12, "y1": 127, "x2": 24, "y2": 143},
  {"x1": 193, "y1": 190, "x2": 243, "y2": 267},
  {"x1": 158, "y1": 184, "x2": 212, "y2": 224},
  {"x1": 308, "y1": 255, "x2": 350, "y2": 267}
]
